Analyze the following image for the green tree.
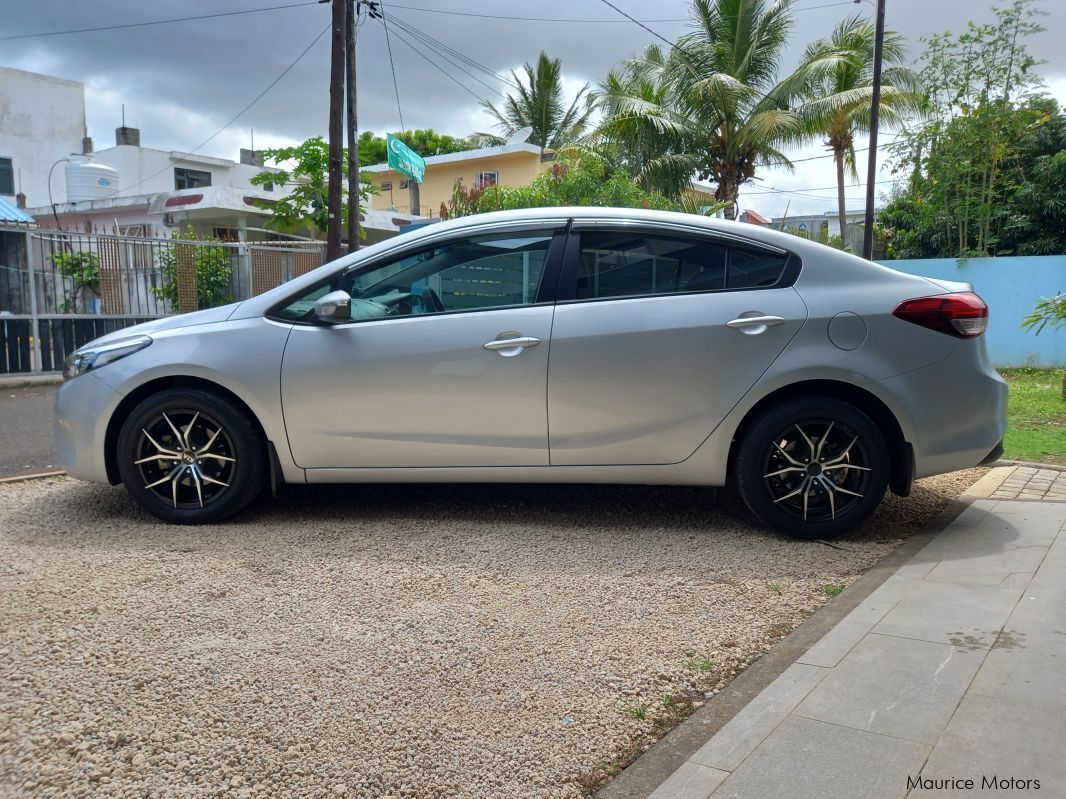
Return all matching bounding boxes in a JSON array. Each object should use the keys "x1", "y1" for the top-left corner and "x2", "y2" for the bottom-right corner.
[
  {"x1": 592, "y1": 0, "x2": 838, "y2": 215},
  {"x1": 475, "y1": 52, "x2": 593, "y2": 150},
  {"x1": 438, "y1": 153, "x2": 722, "y2": 220},
  {"x1": 49, "y1": 250, "x2": 100, "y2": 313},
  {"x1": 250, "y1": 137, "x2": 375, "y2": 236},
  {"x1": 879, "y1": 0, "x2": 1054, "y2": 257},
  {"x1": 152, "y1": 227, "x2": 233, "y2": 310},
  {"x1": 356, "y1": 129, "x2": 472, "y2": 166},
  {"x1": 798, "y1": 15, "x2": 920, "y2": 240}
]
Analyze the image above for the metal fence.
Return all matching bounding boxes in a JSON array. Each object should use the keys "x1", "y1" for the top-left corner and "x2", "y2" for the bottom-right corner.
[{"x1": 0, "y1": 229, "x2": 325, "y2": 374}]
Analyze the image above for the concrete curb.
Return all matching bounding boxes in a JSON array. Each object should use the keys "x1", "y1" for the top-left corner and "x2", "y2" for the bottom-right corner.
[
  {"x1": 0, "y1": 373, "x2": 62, "y2": 388},
  {"x1": 597, "y1": 497, "x2": 975, "y2": 799},
  {"x1": 0, "y1": 468, "x2": 66, "y2": 483},
  {"x1": 993, "y1": 459, "x2": 1066, "y2": 473}
]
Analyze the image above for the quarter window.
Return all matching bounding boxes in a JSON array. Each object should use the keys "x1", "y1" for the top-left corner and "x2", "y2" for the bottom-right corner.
[{"x1": 575, "y1": 231, "x2": 789, "y2": 300}]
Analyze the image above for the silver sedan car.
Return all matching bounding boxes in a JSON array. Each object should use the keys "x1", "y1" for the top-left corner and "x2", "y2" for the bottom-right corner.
[{"x1": 55, "y1": 208, "x2": 1007, "y2": 538}]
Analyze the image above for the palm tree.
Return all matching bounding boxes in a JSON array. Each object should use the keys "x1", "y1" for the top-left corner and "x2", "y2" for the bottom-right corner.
[
  {"x1": 592, "y1": 0, "x2": 838, "y2": 217},
  {"x1": 799, "y1": 15, "x2": 921, "y2": 243},
  {"x1": 476, "y1": 52, "x2": 593, "y2": 151}
]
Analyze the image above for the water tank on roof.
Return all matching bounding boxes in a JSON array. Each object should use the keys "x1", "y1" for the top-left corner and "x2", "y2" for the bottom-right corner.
[{"x1": 65, "y1": 159, "x2": 120, "y2": 203}]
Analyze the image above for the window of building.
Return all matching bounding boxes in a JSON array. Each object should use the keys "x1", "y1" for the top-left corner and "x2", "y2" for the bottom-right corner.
[
  {"x1": 380, "y1": 180, "x2": 393, "y2": 191},
  {"x1": 575, "y1": 231, "x2": 790, "y2": 300},
  {"x1": 399, "y1": 179, "x2": 410, "y2": 190},
  {"x1": 174, "y1": 167, "x2": 212, "y2": 190},
  {"x1": 475, "y1": 171, "x2": 498, "y2": 190},
  {"x1": 0, "y1": 158, "x2": 14, "y2": 196}
]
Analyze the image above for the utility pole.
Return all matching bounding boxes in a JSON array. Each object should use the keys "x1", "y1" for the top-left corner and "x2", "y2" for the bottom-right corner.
[
  {"x1": 861, "y1": 0, "x2": 886, "y2": 261},
  {"x1": 326, "y1": 0, "x2": 346, "y2": 261},
  {"x1": 345, "y1": 0, "x2": 359, "y2": 252}
]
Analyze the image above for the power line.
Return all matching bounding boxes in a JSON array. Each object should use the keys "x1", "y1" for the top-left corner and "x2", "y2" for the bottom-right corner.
[
  {"x1": 381, "y1": 12, "x2": 513, "y2": 96},
  {"x1": 0, "y1": 1, "x2": 319, "y2": 42},
  {"x1": 122, "y1": 23, "x2": 330, "y2": 195},
  {"x1": 380, "y1": 20, "x2": 492, "y2": 105},
  {"x1": 383, "y1": 0, "x2": 853, "y2": 23},
  {"x1": 385, "y1": 12, "x2": 518, "y2": 89},
  {"x1": 378, "y1": 0, "x2": 406, "y2": 132}
]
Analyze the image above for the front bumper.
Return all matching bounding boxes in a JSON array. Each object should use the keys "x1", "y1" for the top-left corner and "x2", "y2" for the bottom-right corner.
[{"x1": 54, "y1": 373, "x2": 124, "y2": 484}]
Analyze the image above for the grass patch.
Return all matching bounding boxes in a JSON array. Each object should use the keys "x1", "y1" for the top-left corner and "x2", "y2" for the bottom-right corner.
[
  {"x1": 685, "y1": 654, "x2": 715, "y2": 673},
  {"x1": 766, "y1": 582, "x2": 784, "y2": 595},
  {"x1": 622, "y1": 703, "x2": 649, "y2": 721},
  {"x1": 1000, "y1": 368, "x2": 1065, "y2": 466},
  {"x1": 823, "y1": 583, "x2": 846, "y2": 597}
]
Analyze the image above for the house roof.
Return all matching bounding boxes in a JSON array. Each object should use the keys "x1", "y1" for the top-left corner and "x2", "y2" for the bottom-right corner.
[
  {"x1": 0, "y1": 196, "x2": 35, "y2": 225},
  {"x1": 741, "y1": 209, "x2": 770, "y2": 225},
  {"x1": 361, "y1": 141, "x2": 544, "y2": 173}
]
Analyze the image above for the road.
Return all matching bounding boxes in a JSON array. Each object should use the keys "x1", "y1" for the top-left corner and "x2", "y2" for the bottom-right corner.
[{"x1": 0, "y1": 383, "x2": 59, "y2": 476}]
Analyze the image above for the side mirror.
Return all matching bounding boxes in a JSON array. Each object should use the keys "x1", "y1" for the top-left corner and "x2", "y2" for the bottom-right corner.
[{"x1": 313, "y1": 290, "x2": 352, "y2": 324}]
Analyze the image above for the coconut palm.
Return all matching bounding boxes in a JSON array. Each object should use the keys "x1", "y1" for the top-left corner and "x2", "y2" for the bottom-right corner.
[
  {"x1": 475, "y1": 52, "x2": 593, "y2": 151},
  {"x1": 592, "y1": 0, "x2": 839, "y2": 217},
  {"x1": 799, "y1": 15, "x2": 921, "y2": 242}
]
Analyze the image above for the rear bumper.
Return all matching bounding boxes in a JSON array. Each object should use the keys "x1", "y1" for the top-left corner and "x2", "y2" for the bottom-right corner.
[
  {"x1": 878, "y1": 342, "x2": 1008, "y2": 479},
  {"x1": 979, "y1": 439, "x2": 1005, "y2": 466}
]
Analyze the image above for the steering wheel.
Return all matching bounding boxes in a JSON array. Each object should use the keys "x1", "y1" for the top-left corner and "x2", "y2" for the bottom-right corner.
[{"x1": 421, "y1": 287, "x2": 445, "y2": 313}]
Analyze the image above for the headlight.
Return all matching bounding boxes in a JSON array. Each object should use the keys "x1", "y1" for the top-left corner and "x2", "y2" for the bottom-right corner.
[{"x1": 63, "y1": 335, "x2": 153, "y2": 380}]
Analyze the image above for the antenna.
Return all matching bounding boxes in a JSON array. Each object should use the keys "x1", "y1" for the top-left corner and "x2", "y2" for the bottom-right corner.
[
  {"x1": 121, "y1": 103, "x2": 125, "y2": 127},
  {"x1": 250, "y1": 127, "x2": 255, "y2": 153}
]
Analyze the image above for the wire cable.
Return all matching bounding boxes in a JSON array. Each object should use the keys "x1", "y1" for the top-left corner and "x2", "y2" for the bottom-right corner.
[
  {"x1": 381, "y1": 12, "x2": 518, "y2": 90},
  {"x1": 381, "y1": 13, "x2": 510, "y2": 97},
  {"x1": 122, "y1": 23, "x2": 330, "y2": 195},
  {"x1": 381, "y1": 22, "x2": 492, "y2": 105},
  {"x1": 0, "y1": 1, "x2": 319, "y2": 42},
  {"x1": 378, "y1": 0, "x2": 406, "y2": 132}
]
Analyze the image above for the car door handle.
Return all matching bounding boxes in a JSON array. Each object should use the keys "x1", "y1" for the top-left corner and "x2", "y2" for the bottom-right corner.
[
  {"x1": 483, "y1": 336, "x2": 541, "y2": 352},
  {"x1": 726, "y1": 315, "x2": 786, "y2": 329}
]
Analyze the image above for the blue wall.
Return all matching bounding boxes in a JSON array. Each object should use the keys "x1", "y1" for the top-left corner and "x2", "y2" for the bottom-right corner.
[{"x1": 878, "y1": 255, "x2": 1065, "y2": 368}]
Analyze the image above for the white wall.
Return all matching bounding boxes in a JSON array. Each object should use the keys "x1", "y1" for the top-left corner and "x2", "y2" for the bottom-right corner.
[
  {"x1": 91, "y1": 146, "x2": 284, "y2": 197},
  {"x1": 0, "y1": 67, "x2": 86, "y2": 206}
]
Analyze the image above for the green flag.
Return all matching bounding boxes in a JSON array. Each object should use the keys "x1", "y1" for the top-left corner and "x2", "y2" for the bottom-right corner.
[{"x1": 386, "y1": 134, "x2": 425, "y2": 184}]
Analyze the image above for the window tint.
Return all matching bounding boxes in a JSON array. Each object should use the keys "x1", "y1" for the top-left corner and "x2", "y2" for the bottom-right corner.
[
  {"x1": 576, "y1": 231, "x2": 788, "y2": 300},
  {"x1": 728, "y1": 247, "x2": 789, "y2": 289},
  {"x1": 577, "y1": 232, "x2": 726, "y2": 299},
  {"x1": 276, "y1": 231, "x2": 553, "y2": 322}
]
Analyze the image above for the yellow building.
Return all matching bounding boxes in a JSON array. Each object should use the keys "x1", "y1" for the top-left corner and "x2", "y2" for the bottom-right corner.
[{"x1": 362, "y1": 141, "x2": 553, "y2": 217}]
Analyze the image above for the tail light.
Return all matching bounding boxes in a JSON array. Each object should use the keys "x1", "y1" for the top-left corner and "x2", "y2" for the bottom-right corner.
[{"x1": 892, "y1": 291, "x2": 988, "y2": 339}]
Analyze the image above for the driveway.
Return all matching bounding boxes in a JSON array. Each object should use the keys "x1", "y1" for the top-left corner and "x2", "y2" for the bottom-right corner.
[
  {"x1": 0, "y1": 382, "x2": 59, "y2": 476},
  {"x1": 0, "y1": 469, "x2": 981, "y2": 798}
]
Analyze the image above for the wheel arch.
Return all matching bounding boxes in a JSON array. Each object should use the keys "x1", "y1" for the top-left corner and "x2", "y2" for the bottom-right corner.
[
  {"x1": 103, "y1": 375, "x2": 269, "y2": 485},
  {"x1": 727, "y1": 379, "x2": 913, "y2": 497}
]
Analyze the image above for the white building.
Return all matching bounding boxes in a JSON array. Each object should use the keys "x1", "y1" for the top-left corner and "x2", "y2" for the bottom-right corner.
[{"x1": 0, "y1": 66, "x2": 87, "y2": 207}]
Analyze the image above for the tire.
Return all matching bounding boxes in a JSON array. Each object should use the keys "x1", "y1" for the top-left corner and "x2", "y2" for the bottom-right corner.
[
  {"x1": 116, "y1": 388, "x2": 267, "y2": 524},
  {"x1": 734, "y1": 396, "x2": 890, "y2": 539}
]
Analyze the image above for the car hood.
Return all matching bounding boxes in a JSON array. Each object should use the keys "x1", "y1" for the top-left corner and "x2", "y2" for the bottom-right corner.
[{"x1": 78, "y1": 302, "x2": 245, "y2": 349}]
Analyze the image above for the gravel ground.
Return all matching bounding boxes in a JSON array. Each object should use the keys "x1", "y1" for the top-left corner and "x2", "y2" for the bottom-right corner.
[{"x1": 0, "y1": 469, "x2": 983, "y2": 799}]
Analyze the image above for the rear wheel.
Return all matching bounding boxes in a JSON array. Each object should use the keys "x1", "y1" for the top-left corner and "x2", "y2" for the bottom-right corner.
[
  {"x1": 735, "y1": 397, "x2": 890, "y2": 539},
  {"x1": 116, "y1": 388, "x2": 267, "y2": 524}
]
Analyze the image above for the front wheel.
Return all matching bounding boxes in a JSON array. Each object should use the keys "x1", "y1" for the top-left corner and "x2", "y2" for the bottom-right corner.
[
  {"x1": 734, "y1": 397, "x2": 890, "y2": 539},
  {"x1": 116, "y1": 388, "x2": 267, "y2": 524}
]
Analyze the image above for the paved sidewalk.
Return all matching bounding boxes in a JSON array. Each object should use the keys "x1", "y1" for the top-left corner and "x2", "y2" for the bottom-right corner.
[
  {"x1": 646, "y1": 497, "x2": 1066, "y2": 799},
  {"x1": 988, "y1": 464, "x2": 1066, "y2": 501}
]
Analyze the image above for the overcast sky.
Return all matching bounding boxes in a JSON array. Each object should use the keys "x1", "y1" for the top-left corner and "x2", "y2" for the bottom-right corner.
[{"x1": 3, "y1": 0, "x2": 1064, "y2": 217}]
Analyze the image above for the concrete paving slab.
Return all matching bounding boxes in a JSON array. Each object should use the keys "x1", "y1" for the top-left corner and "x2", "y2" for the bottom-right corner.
[
  {"x1": 648, "y1": 763, "x2": 729, "y2": 799},
  {"x1": 712, "y1": 716, "x2": 930, "y2": 799},
  {"x1": 793, "y1": 633, "x2": 984, "y2": 744},
  {"x1": 922, "y1": 545, "x2": 1047, "y2": 587},
  {"x1": 688, "y1": 664, "x2": 828, "y2": 772},
  {"x1": 968, "y1": 631, "x2": 1066, "y2": 709},
  {"x1": 872, "y1": 580, "x2": 1023, "y2": 647},
  {"x1": 908, "y1": 694, "x2": 1065, "y2": 797}
]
